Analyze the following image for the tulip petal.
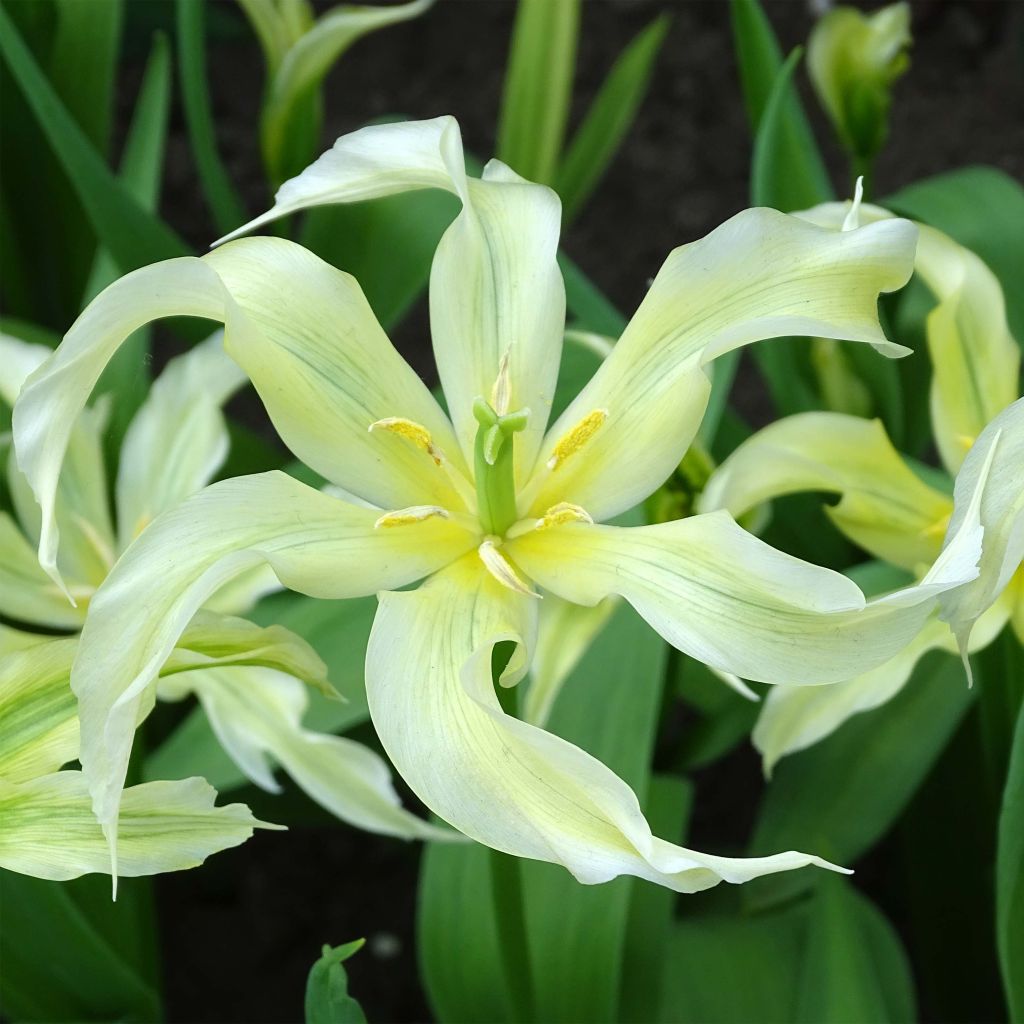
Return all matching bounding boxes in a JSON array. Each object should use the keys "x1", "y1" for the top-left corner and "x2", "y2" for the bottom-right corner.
[
  {"x1": 217, "y1": 117, "x2": 564, "y2": 472},
  {"x1": 14, "y1": 243, "x2": 467, "y2": 591},
  {"x1": 524, "y1": 208, "x2": 916, "y2": 521},
  {"x1": 0, "y1": 332, "x2": 49, "y2": 407},
  {"x1": 914, "y1": 224, "x2": 1020, "y2": 474},
  {"x1": 753, "y1": 593, "x2": 1012, "y2": 773},
  {"x1": 159, "y1": 665, "x2": 457, "y2": 842},
  {"x1": 71, "y1": 470, "x2": 475, "y2": 855},
  {"x1": 524, "y1": 593, "x2": 617, "y2": 726},
  {"x1": 0, "y1": 772, "x2": 275, "y2": 881},
  {"x1": 506, "y1": 504, "x2": 983, "y2": 686},
  {"x1": 115, "y1": 331, "x2": 245, "y2": 549},
  {"x1": 0, "y1": 512, "x2": 88, "y2": 628},
  {"x1": 366, "y1": 555, "x2": 845, "y2": 893},
  {"x1": 940, "y1": 398, "x2": 1024, "y2": 650},
  {"x1": 699, "y1": 411, "x2": 952, "y2": 573},
  {"x1": 0, "y1": 636, "x2": 79, "y2": 783}
]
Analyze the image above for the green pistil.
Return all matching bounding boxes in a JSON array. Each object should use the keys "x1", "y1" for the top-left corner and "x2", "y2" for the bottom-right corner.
[{"x1": 473, "y1": 397, "x2": 528, "y2": 536}]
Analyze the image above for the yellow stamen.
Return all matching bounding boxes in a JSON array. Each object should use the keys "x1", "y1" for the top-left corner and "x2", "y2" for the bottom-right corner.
[
  {"x1": 537, "y1": 502, "x2": 593, "y2": 530},
  {"x1": 546, "y1": 409, "x2": 608, "y2": 470},
  {"x1": 478, "y1": 539, "x2": 540, "y2": 598},
  {"x1": 375, "y1": 505, "x2": 450, "y2": 529},
  {"x1": 369, "y1": 417, "x2": 443, "y2": 466}
]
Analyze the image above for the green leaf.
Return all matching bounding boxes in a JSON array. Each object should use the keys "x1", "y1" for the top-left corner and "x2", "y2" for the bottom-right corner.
[
  {"x1": 661, "y1": 896, "x2": 808, "y2": 1023},
  {"x1": 746, "y1": 651, "x2": 972, "y2": 909},
  {"x1": 619, "y1": 775, "x2": 693, "y2": 1023},
  {"x1": 49, "y1": 0, "x2": 123, "y2": 156},
  {"x1": 559, "y1": 252, "x2": 627, "y2": 337},
  {"x1": 497, "y1": 0, "x2": 580, "y2": 185},
  {"x1": 177, "y1": 0, "x2": 249, "y2": 236},
  {"x1": 305, "y1": 939, "x2": 367, "y2": 1024},
  {"x1": 884, "y1": 165, "x2": 1024, "y2": 343},
  {"x1": 0, "y1": 3, "x2": 191, "y2": 274},
  {"x1": 0, "y1": 870, "x2": 160, "y2": 1023},
  {"x1": 732, "y1": 0, "x2": 832, "y2": 207},
  {"x1": 555, "y1": 14, "x2": 669, "y2": 223},
  {"x1": 661, "y1": 878, "x2": 914, "y2": 1024},
  {"x1": 144, "y1": 594, "x2": 376, "y2": 790},
  {"x1": 998, "y1": 693, "x2": 1024, "y2": 1022},
  {"x1": 796, "y1": 876, "x2": 916, "y2": 1023}
]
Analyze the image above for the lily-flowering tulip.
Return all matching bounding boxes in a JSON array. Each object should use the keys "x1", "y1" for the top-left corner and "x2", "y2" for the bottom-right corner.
[
  {"x1": 14, "y1": 117, "x2": 989, "y2": 891},
  {"x1": 0, "y1": 332, "x2": 451, "y2": 883},
  {"x1": 701, "y1": 201, "x2": 1023, "y2": 771}
]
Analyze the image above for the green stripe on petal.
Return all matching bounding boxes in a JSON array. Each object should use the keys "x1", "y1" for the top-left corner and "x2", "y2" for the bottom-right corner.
[
  {"x1": 162, "y1": 665, "x2": 456, "y2": 842},
  {"x1": 699, "y1": 411, "x2": 952, "y2": 573},
  {"x1": 524, "y1": 208, "x2": 916, "y2": 521},
  {"x1": 217, "y1": 117, "x2": 565, "y2": 474},
  {"x1": 0, "y1": 772, "x2": 274, "y2": 882},
  {"x1": 367, "y1": 555, "x2": 845, "y2": 892},
  {"x1": 506, "y1": 504, "x2": 982, "y2": 686},
  {"x1": 0, "y1": 637, "x2": 79, "y2": 783},
  {"x1": 70, "y1": 471, "x2": 475, "y2": 858}
]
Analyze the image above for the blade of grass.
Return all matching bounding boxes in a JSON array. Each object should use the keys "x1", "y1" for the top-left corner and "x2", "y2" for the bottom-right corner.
[
  {"x1": 177, "y1": 0, "x2": 249, "y2": 236},
  {"x1": 497, "y1": 0, "x2": 580, "y2": 185},
  {"x1": 555, "y1": 13, "x2": 669, "y2": 222}
]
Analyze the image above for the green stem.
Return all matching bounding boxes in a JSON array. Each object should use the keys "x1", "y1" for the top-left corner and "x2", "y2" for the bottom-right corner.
[{"x1": 489, "y1": 847, "x2": 535, "y2": 1022}]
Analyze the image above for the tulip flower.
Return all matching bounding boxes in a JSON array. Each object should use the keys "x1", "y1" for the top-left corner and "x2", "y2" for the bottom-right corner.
[
  {"x1": 0, "y1": 331, "x2": 451, "y2": 885},
  {"x1": 701, "y1": 200, "x2": 1022, "y2": 772},
  {"x1": 14, "y1": 117, "x2": 988, "y2": 891}
]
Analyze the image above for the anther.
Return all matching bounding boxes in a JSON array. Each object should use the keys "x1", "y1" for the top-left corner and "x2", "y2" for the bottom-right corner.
[
  {"x1": 374, "y1": 506, "x2": 450, "y2": 529},
  {"x1": 369, "y1": 417, "x2": 443, "y2": 466},
  {"x1": 547, "y1": 409, "x2": 609, "y2": 470}
]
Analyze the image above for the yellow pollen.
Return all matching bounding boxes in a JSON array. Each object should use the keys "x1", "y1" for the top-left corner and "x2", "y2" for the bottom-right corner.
[
  {"x1": 478, "y1": 539, "x2": 540, "y2": 598},
  {"x1": 369, "y1": 417, "x2": 443, "y2": 466},
  {"x1": 375, "y1": 506, "x2": 450, "y2": 529},
  {"x1": 547, "y1": 409, "x2": 609, "y2": 470},
  {"x1": 536, "y1": 502, "x2": 593, "y2": 530}
]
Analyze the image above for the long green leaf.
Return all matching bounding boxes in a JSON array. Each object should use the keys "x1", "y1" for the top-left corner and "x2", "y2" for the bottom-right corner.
[
  {"x1": 0, "y1": 3, "x2": 190, "y2": 273},
  {"x1": 497, "y1": 0, "x2": 580, "y2": 185},
  {"x1": 177, "y1": 0, "x2": 249, "y2": 236},
  {"x1": 731, "y1": 0, "x2": 831, "y2": 203},
  {"x1": 555, "y1": 14, "x2": 669, "y2": 222},
  {"x1": 998, "y1": 694, "x2": 1024, "y2": 1022},
  {"x1": 0, "y1": 870, "x2": 160, "y2": 1022},
  {"x1": 796, "y1": 876, "x2": 916, "y2": 1023},
  {"x1": 747, "y1": 651, "x2": 972, "y2": 909}
]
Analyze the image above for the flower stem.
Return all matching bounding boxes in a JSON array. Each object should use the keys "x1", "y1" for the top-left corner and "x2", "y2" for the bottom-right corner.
[{"x1": 489, "y1": 846, "x2": 534, "y2": 1022}]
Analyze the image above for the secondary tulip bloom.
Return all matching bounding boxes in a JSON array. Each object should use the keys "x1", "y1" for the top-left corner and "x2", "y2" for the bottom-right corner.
[
  {"x1": 0, "y1": 332, "x2": 450, "y2": 866},
  {"x1": 701, "y1": 203, "x2": 1023, "y2": 771},
  {"x1": 14, "y1": 117, "x2": 987, "y2": 890}
]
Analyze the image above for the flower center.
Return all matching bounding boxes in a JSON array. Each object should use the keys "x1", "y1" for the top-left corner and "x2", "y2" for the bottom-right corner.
[{"x1": 472, "y1": 396, "x2": 529, "y2": 536}]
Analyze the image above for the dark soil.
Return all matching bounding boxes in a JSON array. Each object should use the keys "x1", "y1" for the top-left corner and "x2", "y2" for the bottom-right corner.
[{"x1": 106, "y1": 1, "x2": 1024, "y2": 1020}]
